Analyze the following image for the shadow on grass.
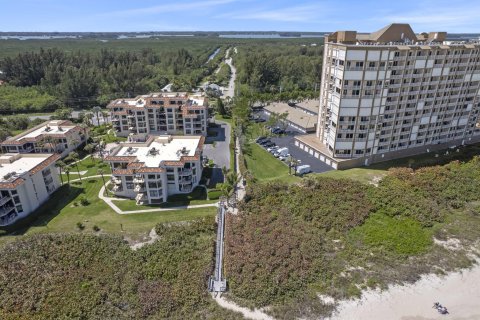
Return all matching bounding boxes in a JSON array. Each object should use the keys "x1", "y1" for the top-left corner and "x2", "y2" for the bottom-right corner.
[
  {"x1": 0, "y1": 183, "x2": 84, "y2": 236},
  {"x1": 366, "y1": 143, "x2": 480, "y2": 171}
]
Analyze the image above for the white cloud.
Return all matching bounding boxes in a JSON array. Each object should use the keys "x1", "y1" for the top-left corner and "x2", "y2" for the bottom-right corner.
[
  {"x1": 101, "y1": 0, "x2": 236, "y2": 17},
  {"x1": 218, "y1": 4, "x2": 327, "y2": 22}
]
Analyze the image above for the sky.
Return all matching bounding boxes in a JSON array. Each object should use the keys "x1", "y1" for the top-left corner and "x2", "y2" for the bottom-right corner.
[{"x1": 0, "y1": 0, "x2": 479, "y2": 33}]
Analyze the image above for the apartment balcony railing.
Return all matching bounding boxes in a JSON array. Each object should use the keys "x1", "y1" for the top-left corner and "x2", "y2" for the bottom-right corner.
[
  {"x1": 111, "y1": 177, "x2": 122, "y2": 185},
  {"x1": 0, "y1": 196, "x2": 12, "y2": 207},
  {"x1": 133, "y1": 177, "x2": 144, "y2": 184},
  {"x1": 178, "y1": 169, "x2": 192, "y2": 176},
  {"x1": 0, "y1": 205, "x2": 15, "y2": 217}
]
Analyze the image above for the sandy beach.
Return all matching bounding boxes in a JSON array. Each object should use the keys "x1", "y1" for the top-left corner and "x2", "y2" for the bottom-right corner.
[{"x1": 330, "y1": 262, "x2": 480, "y2": 320}]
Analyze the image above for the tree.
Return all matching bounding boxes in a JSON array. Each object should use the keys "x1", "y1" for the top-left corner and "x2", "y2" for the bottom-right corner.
[
  {"x1": 70, "y1": 151, "x2": 82, "y2": 182},
  {"x1": 101, "y1": 111, "x2": 109, "y2": 124},
  {"x1": 84, "y1": 143, "x2": 96, "y2": 163},
  {"x1": 64, "y1": 166, "x2": 71, "y2": 185},
  {"x1": 53, "y1": 107, "x2": 73, "y2": 120},
  {"x1": 98, "y1": 169, "x2": 108, "y2": 196},
  {"x1": 84, "y1": 112, "x2": 94, "y2": 127},
  {"x1": 56, "y1": 160, "x2": 66, "y2": 185},
  {"x1": 93, "y1": 106, "x2": 102, "y2": 126},
  {"x1": 216, "y1": 98, "x2": 226, "y2": 116}
]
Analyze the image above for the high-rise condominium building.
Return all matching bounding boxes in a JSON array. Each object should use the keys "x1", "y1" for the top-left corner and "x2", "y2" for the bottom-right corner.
[
  {"x1": 295, "y1": 23, "x2": 480, "y2": 169},
  {"x1": 107, "y1": 92, "x2": 209, "y2": 137}
]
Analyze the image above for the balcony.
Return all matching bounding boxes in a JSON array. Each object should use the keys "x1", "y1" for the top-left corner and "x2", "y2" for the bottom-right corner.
[
  {"x1": 178, "y1": 169, "x2": 192, "y2": 176},
  {"x1": 134, "y1": 185, "x2": 145, "y2": 192},
  {"x1": 0, "y1": 205, "x2": 15, "y2": 217},
  {"x1": 179, "y1": 177, "x2": 192, "y2": 184},
  {"x1": 0, "y1": 196, "x2": 12, "y2": 207},
  {"x1": 135, "y1": 193, "x2": 147, "y2": 204},
  {"x1": 133, "y1": 177, "x2": 144, "y2": 184},
  {"x1": 111, "y1": 177, "x2": 122, "y2": 185}
]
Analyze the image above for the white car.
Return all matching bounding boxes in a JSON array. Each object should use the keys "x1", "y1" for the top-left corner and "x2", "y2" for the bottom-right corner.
[{"x1": 268, "y1": 146, "x2": 279, "y2": 153}]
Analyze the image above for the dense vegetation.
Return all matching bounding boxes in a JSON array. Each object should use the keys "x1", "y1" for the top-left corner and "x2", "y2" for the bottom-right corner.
[
  {"x1": 0, "y1": 45, "x2": 223, "y2": 112},
  {"x1": 0, "y1": 218, "x2": 242, "y2": 319},
  {"x1": 225, "y1": 158, "x2": 480, "y2": 319},
  {"x1": 235, "y1": 43, "x2": 323, "y2": 101}
]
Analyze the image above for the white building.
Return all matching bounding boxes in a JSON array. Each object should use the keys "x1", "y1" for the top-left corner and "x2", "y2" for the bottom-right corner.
[
  {"x1": 105, "y1": 135, "x2": 204, "y2": 205},
  {"x1": 1, "y1": 120, "x2": 89, "y2": 158},
  {"x1": 108, "y1": 92, "x2": 209, "y2": 138},
  {"x1": 0, "y1": 153, "x2": 61, "y2": 226},
  {"x1": 296, "y1": 23, "x2": 480, "y2": 169}
]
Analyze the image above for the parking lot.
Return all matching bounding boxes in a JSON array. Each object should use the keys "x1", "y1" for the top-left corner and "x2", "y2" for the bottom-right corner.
[
  {"x1": 256, "y1": 134, "x2": 333, "y2": 174},
  {"x1": 252, "y1": 109, "x2": 334, "y2": 174}
]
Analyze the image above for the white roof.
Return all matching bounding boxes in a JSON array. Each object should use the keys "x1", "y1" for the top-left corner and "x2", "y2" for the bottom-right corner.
[
  {"x1": 116, "y1": 136, "x2": 200, "y2": 167},
  {"x1": 0, "y1": 154, "x2": 50, "y2": 182},
  {"x1": 22, "y1": 122, "x2": 74, "y2": 139}
]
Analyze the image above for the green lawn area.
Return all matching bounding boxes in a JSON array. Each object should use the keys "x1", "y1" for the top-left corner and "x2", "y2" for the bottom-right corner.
[
  {"x1": 112, "y1": 186, "x2": 218, "y2": 211},
  {"x1": 0, "y1": 178, "x2": 216, "y2": 246},
  {"x1": 244, "y1": 143, "x2": 300, "y2": 183},
  {"x1": 62, "y1": 157, "x2": 111, "y2": 180}
]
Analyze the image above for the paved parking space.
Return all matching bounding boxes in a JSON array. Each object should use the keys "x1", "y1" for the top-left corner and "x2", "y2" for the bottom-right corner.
[{"x1": 251, "y1": 111, "x2": 333, "y2": 173}]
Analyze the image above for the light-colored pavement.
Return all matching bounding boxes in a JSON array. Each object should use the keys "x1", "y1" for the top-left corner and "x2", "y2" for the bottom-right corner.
[
  {"x1": 98, "y1": 184, "x2": 218, "y2": 215},
  {"x1": 28, "y1": 111, "x2": 110, "y2": 126},
  {"x1": 222, "y1": 48, "x2": 237, "y2": 99}
]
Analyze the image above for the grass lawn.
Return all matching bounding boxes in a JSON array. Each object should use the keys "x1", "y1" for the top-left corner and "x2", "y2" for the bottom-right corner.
[
  {"x1": 244, "y1": 143, "x2": 300, "y2": 183},
  {"x1": 0, "y1": 178, "x2": 216, "y2": 246},
  {"x1": 112, "y1": 186, "x2": 218, "y2": 211},
  {"x1": 62, "y1": 157, "x2": 111, "y2": 180}
]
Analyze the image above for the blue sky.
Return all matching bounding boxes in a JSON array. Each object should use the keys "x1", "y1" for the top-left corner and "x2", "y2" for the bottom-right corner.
[{"x1": 0, "y1": 0, "x2": 479, "y2": 32}]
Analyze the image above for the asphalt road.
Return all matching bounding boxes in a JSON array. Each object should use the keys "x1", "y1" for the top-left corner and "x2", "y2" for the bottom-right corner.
[{"x1": 27, "y1": 111, "x2": 110, "y2": 126}]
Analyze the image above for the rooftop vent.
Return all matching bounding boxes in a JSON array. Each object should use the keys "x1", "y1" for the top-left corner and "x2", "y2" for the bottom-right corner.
[
  {"x1": 44, "y1": 126, "x2": 51, "y2": 132},
  {"x1": 148, "y1": 147, "x2": 158, "y2": 156}
]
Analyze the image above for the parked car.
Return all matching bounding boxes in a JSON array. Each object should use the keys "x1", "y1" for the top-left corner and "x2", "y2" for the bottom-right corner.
[
  {"x1": 255, "y1": 136, "x2": 267, "y2": 143},
  {"x1": 274, "y1": 147, "x2": 289, "y2": 158},
  {"x1": 259, "y1": 139, "x2": 271, "y2": 145},
  {"x1": 255, "y1": 118, "x2": 266, "y2": 123},
  {"x1": 296, "y1": 165, "x2": 311, "y2": 175},
  {"x1": 263, "y1": 142, "x2": 275, "y2": 148},
  {"x1": 267, "y1": 146, "x2": 280, "y2": 152},
  {"x1": 278, "y1": 154, "x2": 290, "y2": 161}
]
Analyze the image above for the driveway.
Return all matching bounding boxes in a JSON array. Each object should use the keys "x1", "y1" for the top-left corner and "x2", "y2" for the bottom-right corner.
[
  {"x1": 203, "y1": 119, "x2": 232, "y2": 185},
  {"x1": 222, "y1": 48, "x2": 237, "y2": 98}
]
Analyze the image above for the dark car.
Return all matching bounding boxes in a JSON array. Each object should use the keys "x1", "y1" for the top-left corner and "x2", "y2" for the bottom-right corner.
[
  {"x1": 255, "y1": 136, "x2": 267, "y2": 143},
  {"x1": 255, "y1": 118, "x2": 266, "y2": 123},
  {"x1": 263, "y1": 142, "x2": 275, "y2": 148},
  {"x1": 259, "y1": 139, "x2": 271, "y2": 145}
]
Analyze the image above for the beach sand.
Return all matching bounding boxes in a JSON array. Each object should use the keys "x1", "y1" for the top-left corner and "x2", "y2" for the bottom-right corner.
[{"x1": 330, "y1": 262, "x2": 480, "y2": 320}]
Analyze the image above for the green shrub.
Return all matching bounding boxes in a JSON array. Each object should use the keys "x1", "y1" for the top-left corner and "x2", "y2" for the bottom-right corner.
[
  {"x1": 79, "y1": 196, "x2": 90, "y2": 206},
  {"x1": 76, "y1": 222, "x2": 85, "y2": 230},
  {"x1": 208, "y1": 189, "x2": 222, "y2": 200},
  {"x1": 92, "y1": 225, "x2": 100, "y2": 232}
]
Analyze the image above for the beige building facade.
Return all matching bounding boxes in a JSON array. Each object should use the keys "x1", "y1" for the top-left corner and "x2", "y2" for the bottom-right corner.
[
  {"x1": 105, "y1": 135, "x2": 204, "y2": 205},
  {"x1": 296, "y1": 23, "x2": 480, "y2": 169},
  {"x1": 108, "y1": 92, "x2": 209, "y2": 138}
]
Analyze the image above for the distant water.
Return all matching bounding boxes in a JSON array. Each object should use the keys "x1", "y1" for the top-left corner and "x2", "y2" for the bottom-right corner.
[
  {"x1": 117, "y1": 34, "x2": 194, "y2": 39},
  {"x1": 0, "y1": 35, "x2": 79, "y2": 40}
]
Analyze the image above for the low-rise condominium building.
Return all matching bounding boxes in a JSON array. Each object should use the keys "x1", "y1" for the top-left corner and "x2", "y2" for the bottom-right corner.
[
  {"x1": 105, "y1": 134, "x2": 204, "y2": 205},
  {"x1": 1, "y1": 120, "x2": 88, "y2": 158},
  {"x1": 0, "y1": 153, "x2": 61, "y2": 226},
  {"x1": 295, "y1": 23, "x2": 480, "y2": 169},
  {"x1": 107, "y1": 92, "x2": 209, "y2": 138}
]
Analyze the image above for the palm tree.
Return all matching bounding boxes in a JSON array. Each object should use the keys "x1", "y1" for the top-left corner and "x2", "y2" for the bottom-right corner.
[
  {"x1": 101, "y1": 111, "x2": 109, "y2": 124},
  {"x1": 84, "y1": 143, "x2": 96, "y2": 163},
  {"x1": 98, "y1": 169, "x2": 108, "y2": 196},
  {"x1": 70, "y1": 151, "x2": 82, "y2": 182},
  {"x1": 93, "y1": 106, "x2": 102, "y2": 126},
  {"x1": 65, "y1": 166, "x2": 71, "y2": 185},
  {"x1": 56, "y1": 160, "x2": 66, "y2": 185},
  {"x1": 84, "y1": 112, "x2": 94, "y2": 127}
]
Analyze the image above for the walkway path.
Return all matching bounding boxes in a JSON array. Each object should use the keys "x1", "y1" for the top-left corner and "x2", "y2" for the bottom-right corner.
[
  {"x1": 98, "y1": 184, "x2": 218, "y2": 215},
  {"x1": 213, "y1": 296, "x2": 274, "y2": 320},
  {"x1": 222, "y1": 48, "x2": 237, "y2": 99}
]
